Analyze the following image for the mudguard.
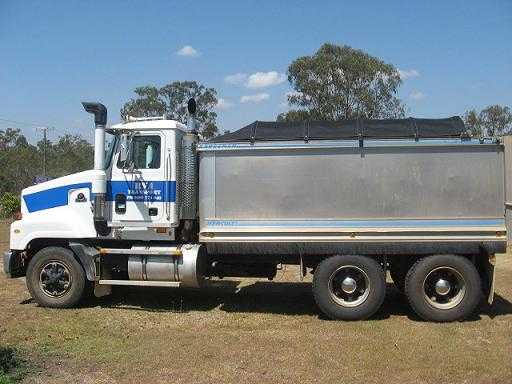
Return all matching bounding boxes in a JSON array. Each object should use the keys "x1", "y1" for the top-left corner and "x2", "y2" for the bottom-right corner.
[{"x1": 69, "y1": 243, "x2": 99, "y2": 281}]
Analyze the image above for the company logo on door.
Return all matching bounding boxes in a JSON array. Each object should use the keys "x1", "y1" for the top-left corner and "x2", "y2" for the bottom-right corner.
[
  {"x1": 126, "y1": 181, "x2": 162, "y2": 202},
  {"x1": 108, "y1": 180, "x2": 176, "y2": 203}
]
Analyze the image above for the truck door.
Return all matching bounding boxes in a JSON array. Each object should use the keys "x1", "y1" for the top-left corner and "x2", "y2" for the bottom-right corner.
[{"x1": 109, "y1": 131, "x2": 172, "y2": 226}]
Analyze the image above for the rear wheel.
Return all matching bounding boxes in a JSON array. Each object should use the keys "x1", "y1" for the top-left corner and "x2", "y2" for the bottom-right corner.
[
  {"x1": 405, "y1": 255, "x2": 482, "y2": 322},
  {"x1": 312, "y1": 255, "x2": 386, "y2": 320},
  {"x1": 26, "y1": 247, "x2": 86, "y2": 308}
]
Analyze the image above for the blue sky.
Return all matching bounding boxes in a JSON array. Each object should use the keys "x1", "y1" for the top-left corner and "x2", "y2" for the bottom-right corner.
[{"x1": 0, "y1": 0, "x2": 510, "y2": 142}]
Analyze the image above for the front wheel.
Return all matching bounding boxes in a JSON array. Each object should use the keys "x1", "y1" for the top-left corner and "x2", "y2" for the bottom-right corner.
[
  {"x1": 26, "y1": 247, "x2": 86, "y2": 308},
  {"x1": 312, "y1": 255, "x2": 386, "y2": 320}
]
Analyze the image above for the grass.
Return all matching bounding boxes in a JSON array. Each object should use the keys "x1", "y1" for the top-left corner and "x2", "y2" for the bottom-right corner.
[
  {"x1": 0, "y1": 346, "x2": 28, "y2": 384},
  {"x1": 1, "y1": 219, "x2": 512, "y2": 383}
]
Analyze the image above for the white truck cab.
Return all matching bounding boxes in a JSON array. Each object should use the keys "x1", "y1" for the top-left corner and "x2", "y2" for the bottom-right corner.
[{"x1": 9, "y1": 116, "x2": 197, "y2": 251}]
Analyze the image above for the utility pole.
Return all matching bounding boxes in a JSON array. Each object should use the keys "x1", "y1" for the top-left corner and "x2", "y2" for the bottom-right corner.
[{"x1": 36, "y1": 126, "x2": 50, "y2": 177}]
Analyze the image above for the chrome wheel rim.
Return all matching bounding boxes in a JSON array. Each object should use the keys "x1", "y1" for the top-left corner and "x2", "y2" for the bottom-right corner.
[
  {"x1": 423, "y1": 266, "x2": 466, "y2": 310},
  {"x1": 39, "y1": 261, "x2": 72, "y2": 298},
  {"x1": 328, "y1": 265, "x2": 371, "y2": 307}
]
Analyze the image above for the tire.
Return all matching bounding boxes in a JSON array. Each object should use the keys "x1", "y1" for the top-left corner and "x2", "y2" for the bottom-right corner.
[
  {"x1": 312, "y1": 255, "x2": 386, "y2": 320},
  {"x1": 26, "y1": 247, "x2": 86, "y2": 308},
  {"x1": 405, "y1": 255, "x2": 482, "y2": 322}
]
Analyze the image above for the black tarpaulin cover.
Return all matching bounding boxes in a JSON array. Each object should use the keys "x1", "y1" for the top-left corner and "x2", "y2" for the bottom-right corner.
[{"x1": 210, "y1": 116, "x2": 467, "y2": 142}]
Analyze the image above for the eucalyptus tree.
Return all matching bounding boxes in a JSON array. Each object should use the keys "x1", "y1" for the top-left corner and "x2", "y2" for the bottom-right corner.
[
  {"x1": 278, "y1": 43, "x2": 405, "y2": 121},
  {"x1": 121, "y1": 81, "x2": 218, "y2": 139}
]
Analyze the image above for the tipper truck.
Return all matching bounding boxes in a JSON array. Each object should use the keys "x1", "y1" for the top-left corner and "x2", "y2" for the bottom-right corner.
[{"x1": 3, "y1": 99, "x2": 510, "y2": 322}]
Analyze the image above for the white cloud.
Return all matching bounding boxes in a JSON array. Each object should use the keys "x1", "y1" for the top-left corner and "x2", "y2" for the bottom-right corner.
[
  {"x1": 409, "y1": 90, "x2": 425, "y2": 100},
  {"x1": 176, "y1": 45, "x2": 200, "y2": 57},
  {"x1": 224, "y1": 73, "x2": 247, "y2": 85},
  {"x1": 240, "y1": 93, "x2": 270, "y2": 103},
  {"x1": 246, "y1": 71, "x2": 286, "y2": 89},
  {"x1": 224, "y1": 71, "x2": 287, "y2": 88},
  {"x1": 399, "y1": 69, "x2": 420, "y2": 80},
  {"x1": 215, "y1": 98, "x2": 234, "y2": 110}
]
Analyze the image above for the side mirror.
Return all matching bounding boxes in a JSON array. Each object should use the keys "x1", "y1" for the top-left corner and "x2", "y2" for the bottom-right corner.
[
  {"x1": 119, "y1": 134, "x2": 129, "y2": 164},
  {"x1": 119, "y1": 133, "x2": 137, "y2": 173}
]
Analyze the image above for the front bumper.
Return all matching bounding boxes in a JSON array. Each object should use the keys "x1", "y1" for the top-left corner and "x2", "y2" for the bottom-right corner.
[{"x1": 3, "y1": 250, "x2": 24, "y2": 278}]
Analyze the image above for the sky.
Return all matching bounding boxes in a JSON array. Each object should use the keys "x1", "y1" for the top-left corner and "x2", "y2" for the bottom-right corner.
[{"x1": 0, "y1": 0, "x2": 511, "y2": 143}]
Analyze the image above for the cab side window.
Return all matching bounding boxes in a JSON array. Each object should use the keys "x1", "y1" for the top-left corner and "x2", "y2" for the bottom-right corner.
[{"x1": 118, "y1": 135, "x2": 161, "y2": 169}]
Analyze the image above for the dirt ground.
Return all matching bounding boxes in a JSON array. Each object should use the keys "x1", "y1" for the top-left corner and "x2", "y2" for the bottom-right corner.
[{"x1": 1, "y1": 220, "x2": 511, "y2": 384}]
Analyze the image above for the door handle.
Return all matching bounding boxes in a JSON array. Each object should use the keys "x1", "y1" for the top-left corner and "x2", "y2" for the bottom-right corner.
[{"x1": 115, "y1": 194, "x2": 126, "y2": 214}]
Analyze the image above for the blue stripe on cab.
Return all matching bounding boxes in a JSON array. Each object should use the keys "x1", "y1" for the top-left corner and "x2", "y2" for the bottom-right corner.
[
  {"x1": 23, "y1": 180, "x2": 177, "y2": 212},
  {"x1": 23, "y1": 183, "x2": 92, "y2": 213}
]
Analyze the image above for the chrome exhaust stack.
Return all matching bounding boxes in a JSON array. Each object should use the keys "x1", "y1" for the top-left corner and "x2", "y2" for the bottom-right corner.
[{"x1": 82, "y1": 102, "x2": 110, "y2": 236}]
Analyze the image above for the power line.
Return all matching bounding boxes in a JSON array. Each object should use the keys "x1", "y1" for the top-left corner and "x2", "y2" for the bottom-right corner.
[
  {"x1": 0, "y1": 118, "x2": 67, "y2": 139},
  {"x1": 0, "y1": 117, "x2": 63, "y2": 136},
  {"x1": 0, "y1": 117, "x2": 53, "y2": 128},
  {"x1": 0, "y1": 116, "x2": 94, "y2": 144}
]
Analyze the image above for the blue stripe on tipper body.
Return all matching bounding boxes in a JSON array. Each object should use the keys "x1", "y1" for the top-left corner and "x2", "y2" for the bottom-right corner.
[
  {"x1": 23, "y1": 182, "x2": 92, "y2": 213},
  {"x1": 107, "y1": 180, "x2": 176, "y2": 203}
]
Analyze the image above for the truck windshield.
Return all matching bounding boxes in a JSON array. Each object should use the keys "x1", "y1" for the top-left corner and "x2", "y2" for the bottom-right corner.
[{"x1": 104, "y1": 133, "x2": 117, "y2": 169}]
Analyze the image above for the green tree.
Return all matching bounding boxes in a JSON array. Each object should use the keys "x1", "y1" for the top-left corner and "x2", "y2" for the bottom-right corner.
[
  {"x1": 121, "y1": 81, "x2": 219, "y2": 139},
  {"x1": 0, "y1": 129, "x2": 94, "y2": 196},
  {"x1": 0, "y1": 192, "x2": 20, "y2": 218},
  {"x1": 119, "y1": 86, "x2": 166, "y2": 118},
  {"x1": 480, "y1": 105, "x2": 512, "y2": 136},
  {"x1": 463, "y1": 109, "x2": 483, "y2": 136},
  {"x1": 463, "y1": 105, "x2": 512, "y2": 137},
  {"x1": 0, "y1": 129, "x2": 39, "y2": 195},
  {"x1": 0, "y1": 128, "x2": 29, "y2": 150},
  {"x1": 278, "y1": 43, "x2": 405, "y2": 122},
  {"x1": 276, "y1": 110, "x2": 311, "y2": 122},
  {"x1": 44, "y1": 135, "x2": 94, "y2": 178}
]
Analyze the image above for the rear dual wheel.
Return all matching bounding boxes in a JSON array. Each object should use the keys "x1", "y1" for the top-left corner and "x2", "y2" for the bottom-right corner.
[
  {"x1": 405, "y1": 255, "x2": 482, "y2": 322},
  {"x1": 313, "y1": 255, "x2": 386, "y2": 320},
  {"x1": 313, "y1": 254, "x2": 482, "y2": 322}
]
